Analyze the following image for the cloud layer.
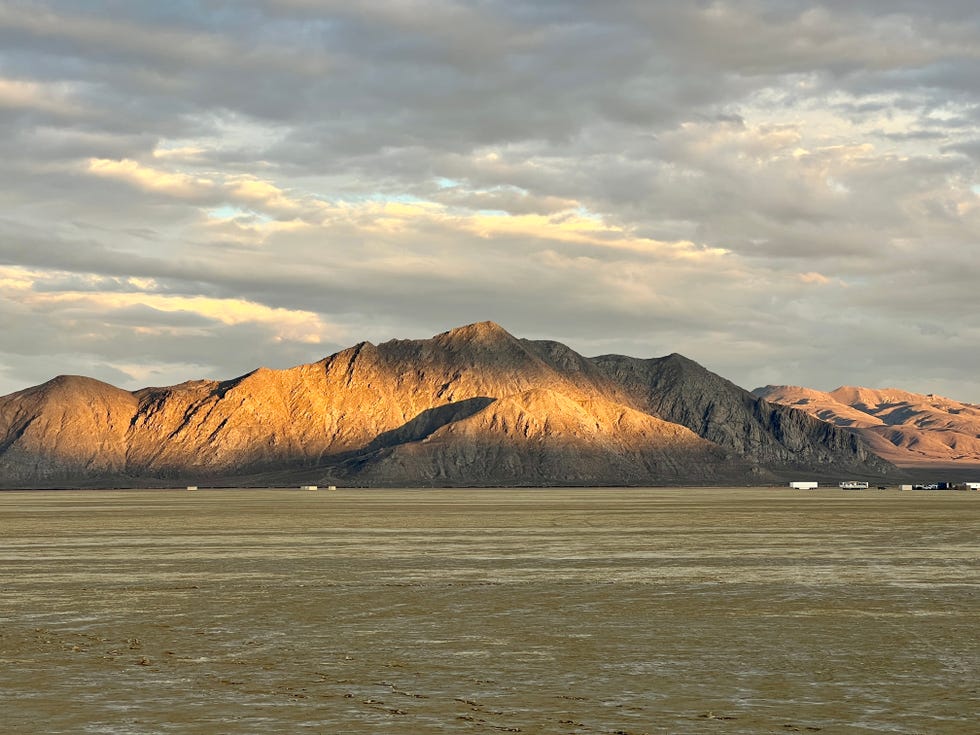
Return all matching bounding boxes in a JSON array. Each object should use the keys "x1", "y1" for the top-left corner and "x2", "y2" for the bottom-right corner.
[{"x1": 1, "y1": 1, "x2": 978, "y2": 400}]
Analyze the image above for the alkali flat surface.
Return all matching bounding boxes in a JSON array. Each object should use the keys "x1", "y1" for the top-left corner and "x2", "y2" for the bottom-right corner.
[{"x1": 1, "y1": 488, "x2": 977, "y2": 734}]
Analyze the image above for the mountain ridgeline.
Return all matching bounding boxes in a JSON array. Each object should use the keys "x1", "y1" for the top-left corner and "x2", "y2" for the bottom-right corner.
[
  {"x1": 0, "y1": 322, "x2": 896, "y2": 487},
  {"x1": 753, "y1": 384, "x2": 980, "y2": 468}
]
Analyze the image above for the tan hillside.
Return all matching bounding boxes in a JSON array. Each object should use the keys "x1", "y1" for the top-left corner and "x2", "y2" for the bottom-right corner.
[
  {"x1": 752, "y1": 385, "x2": 884, "y2": 428},
  {"x1": 123, "y1": 322, "x2": 620, "y2": 476},
  {"x1": 0, "y1": 375, "x2": 137, "y2": 482},
  {"x1": 754, "y1": 384, "x2": 980, "y2": 466}
]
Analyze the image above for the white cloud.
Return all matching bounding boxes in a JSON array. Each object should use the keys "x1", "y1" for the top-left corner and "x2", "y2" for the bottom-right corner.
[{"x1": 86, "y1": 158, "x2": 216, "y2": 199}]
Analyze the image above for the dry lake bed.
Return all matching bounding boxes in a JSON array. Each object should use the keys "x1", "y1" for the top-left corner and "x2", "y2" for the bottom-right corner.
[{"x1": 0, "y1": 487, "x2": 977, "y2": 734}]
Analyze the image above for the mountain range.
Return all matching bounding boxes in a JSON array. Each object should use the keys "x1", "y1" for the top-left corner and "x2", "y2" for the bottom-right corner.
[
  {"x1": 0, "y1": 322, "x2": 900, "y2": 488},
  {"x1": 752, "y1": 385, "x2": 980, "y2": 469}
]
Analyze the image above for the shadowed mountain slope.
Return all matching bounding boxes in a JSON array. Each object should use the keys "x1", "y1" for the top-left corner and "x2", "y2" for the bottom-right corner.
[
  {"x1": 591, "y1": 354, "x2": 893, "y2": 476},
  {"x1": 347, "y1": 388, "x2": 739, "y2": 486},
  {"x1": 0, "y1": 322, "x2": 897, "y2": 487}
]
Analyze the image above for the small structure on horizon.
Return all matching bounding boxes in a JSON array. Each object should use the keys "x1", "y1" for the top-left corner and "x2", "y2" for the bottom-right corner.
[
  {"x1": 965, "y1": 482, "x2": 980, "y2": 491},
  {"x1": 186, "y1": 485, "x2": 198, "y2": 491},
  {"x1": 300, "y1": 485, "x2": 318, "y2": 491},
  {"x1": 900, "y1": 484, "x2": 913, "y2": 491},
  {"x1": 328, "y1": 485, "x2": 337, "y2": 491},
  {"x1": 790, "y1": 481, "x2": 818, "y2": 489}
]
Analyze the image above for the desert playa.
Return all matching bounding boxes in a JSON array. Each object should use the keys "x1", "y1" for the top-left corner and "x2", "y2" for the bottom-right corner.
[{"x1": 1, "y1": 487, "x2": 977, "y2": 734}]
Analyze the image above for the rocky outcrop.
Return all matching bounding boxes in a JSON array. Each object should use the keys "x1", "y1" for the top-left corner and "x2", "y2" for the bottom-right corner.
[{"x1": 0, "y1": 322, "x2": 899, "y2": 487}]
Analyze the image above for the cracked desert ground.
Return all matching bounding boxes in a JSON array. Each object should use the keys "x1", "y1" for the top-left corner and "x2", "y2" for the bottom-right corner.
[{"x1": 1, "y1": 487, "x2": 977, "y2": 734}]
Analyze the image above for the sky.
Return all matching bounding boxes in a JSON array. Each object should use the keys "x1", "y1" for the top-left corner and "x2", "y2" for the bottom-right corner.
[{"x1": 1, "y1": 0, "x2": 978, "y2": 401}]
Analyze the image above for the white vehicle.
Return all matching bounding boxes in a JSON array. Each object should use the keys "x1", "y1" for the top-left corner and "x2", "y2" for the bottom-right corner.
[{"x1": 839, "y1": 481, "x2": 870, "y2": 489}]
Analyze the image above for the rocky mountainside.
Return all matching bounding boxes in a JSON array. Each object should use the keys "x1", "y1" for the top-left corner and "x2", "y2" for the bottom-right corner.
[
  {"x1": 0, "y1": 322, "x2": 896, "y2": 487},
  {"x1": 753, "y1": 385, "x2": 980, "y2": 467},
  {"x1": 0, "y1": 375, "x2": 136, "y2": 480}
]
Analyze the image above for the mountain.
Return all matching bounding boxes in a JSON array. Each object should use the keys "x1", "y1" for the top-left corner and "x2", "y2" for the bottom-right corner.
[
  {"x1": 590, "y1": 353, "x2": 882, "y2": 470},
  {"x1": 0, "y1": 322, "x2": 896, "y2": 487},
  {"x1": 0, "y1": 375, "x2": 137, "y2": 481},
  {"x1": 753, "y1": 385, "x2": 980, "y2": 468}
]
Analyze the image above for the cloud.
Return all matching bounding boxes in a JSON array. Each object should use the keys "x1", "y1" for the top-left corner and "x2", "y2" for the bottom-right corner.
[
  {"x1": 797, "y1": 272, "x2": 833, "y2": 285},
  {"x1": 0, "y1": 76, "x2": 83, "y2": 116},
  {"x1": 86, "y1": 157, "x2": 217, "y2": 199},
  {"x1": 0, "y1": 1, "x2": 978, "y2": 401},
  {"x1": 0, "y1": 264, "x2": 347, "y2": 395}
]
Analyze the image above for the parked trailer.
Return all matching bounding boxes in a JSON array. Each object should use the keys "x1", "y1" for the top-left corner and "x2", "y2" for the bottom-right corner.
[{"x1": 790, "y1": 481, "x2": 819, "y2": 489}]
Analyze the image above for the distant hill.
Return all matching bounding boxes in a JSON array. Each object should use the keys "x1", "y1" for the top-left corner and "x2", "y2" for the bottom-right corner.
[
  {"x1": 0, "y1": 322, "x2": 896, "y2": 487},
  {"x1": 753, "y1": 385, "x2": 980, "y2": 468}
]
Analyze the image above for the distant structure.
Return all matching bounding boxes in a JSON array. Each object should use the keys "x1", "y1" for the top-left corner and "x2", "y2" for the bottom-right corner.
[
  {"x1": 839, "y1": 481, "x2": 870, "y2": 489},
  {"x1": 966, "y1": 482, "x2": 980, "y2": 491},
  {"x1": 790, "y1": 481, "x2": 818, "y2": 489},
  {"x1": 900, "y1": 484, "x2": 913, "y2": 491},
  {"x1": 186, "y1": 485, "x2": 198, "y2": 491},
  {"x1": 300, "y1": 485, "x2": 318, "y2": 491},
  {"x1": 328, "y1": 485, "x2": 337, "y2": 491}
]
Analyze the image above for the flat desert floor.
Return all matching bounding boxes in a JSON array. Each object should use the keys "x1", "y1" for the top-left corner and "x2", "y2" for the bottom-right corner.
[{"x1": 1, "y1": 488, "x2": 977, "y2": 734}]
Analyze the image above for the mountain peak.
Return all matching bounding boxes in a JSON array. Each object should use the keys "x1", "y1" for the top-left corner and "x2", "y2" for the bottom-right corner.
[
  {"x1": 25, "y1": 374, "x2": 133, "y2": 402},
  {"x1": 435, "y1": 321, "x2": 515, "y2": 345},
  {"x1": 753, "y1": 385, "x2": 832, "y2": 403},
  {"x1": 829, "y1": 385, "x2": 924, "y2": 409}
]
